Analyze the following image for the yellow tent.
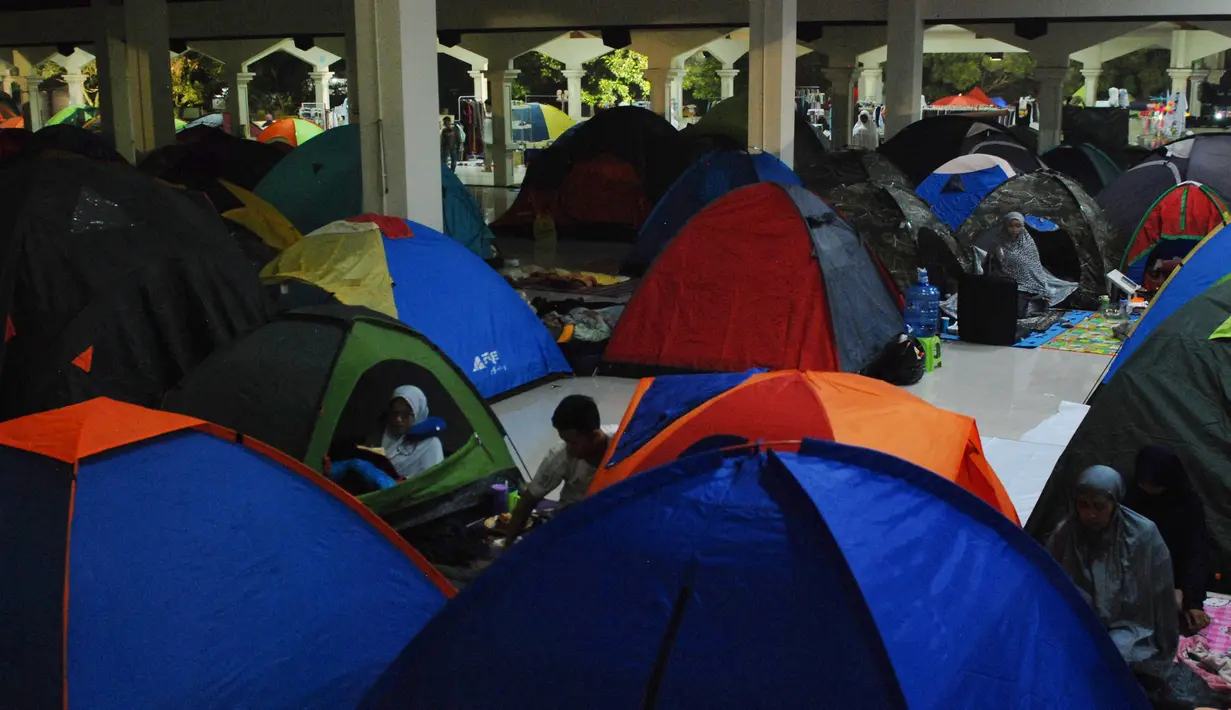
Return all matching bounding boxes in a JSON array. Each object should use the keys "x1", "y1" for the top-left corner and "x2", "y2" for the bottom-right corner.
[
  {"x1": 260, "y1": 221, "x2": 396, "y2": 317},
  {"x1": 219, "y1": 180, "x2": 303, "y2": 251}
]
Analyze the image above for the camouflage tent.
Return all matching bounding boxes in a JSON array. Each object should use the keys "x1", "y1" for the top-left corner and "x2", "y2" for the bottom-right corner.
[
  {"x1": 800, "y1": 149, "x2": 913, "y2": 194},
  {"x1": 955, "y1": 171, "x2": 1115, "y2": 296},
  {"x1": 824, "y1": 182, "x2": 968, "y2": 296}
]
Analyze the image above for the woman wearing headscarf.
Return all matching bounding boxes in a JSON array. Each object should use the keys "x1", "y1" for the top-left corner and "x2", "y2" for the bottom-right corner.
[
  {"x1": 1047, "y1": 465, "x2": 1179, "y2": 663},
  {"x1": 850, "y1": 110, "x2": 880, "y2": 150},
  {"x1": 383, "y1": 385, "x2": 445, "y2": 480},
  {"x1": 1126, "y1": 445, "x2": 1212, "y2": 634},
  {"x1": 990, "y1": 212, "x2": 1079, "y2": 313}
]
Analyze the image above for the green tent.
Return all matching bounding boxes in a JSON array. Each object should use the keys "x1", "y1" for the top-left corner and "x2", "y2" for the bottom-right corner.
[
  {"x1": 164, "y1": 304, "x2": 518, "y2": 526},
  {"x1": 1025, "y1": 279, "x2": 1231, "y2": 578},
  {"x1": 45, "y1": 104, "x2": 98, "y2": 128},
  {"x1": 683, "y1": 91, "x2": 829, "y2": 175}
]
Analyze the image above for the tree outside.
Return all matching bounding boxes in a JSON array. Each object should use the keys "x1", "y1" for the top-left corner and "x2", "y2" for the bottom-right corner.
[
  {"x1": 170, "y1": 51, "x2": 225, "y2": 114},
  {"x1": 922, "y1": 52, "x2": 1038, "y2": 101},
  {"x1": 580, "y1": 49, "x2": 650, "y2": 108},
  {"x1": 1097, "y1": 48, "x2": 1170, "y2": 99},
  {"x1": 512, "y1": 51, "x2": 565, "y2": 103},
  {"x1": 682, "y1": 52, "x2": 721, "y2": 104}
]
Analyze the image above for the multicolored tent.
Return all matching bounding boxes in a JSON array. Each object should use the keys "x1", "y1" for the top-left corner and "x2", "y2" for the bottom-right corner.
[
  {"x1": 256, "y1": 116, "x2": 324, "y2": 146},
  {"x1": 590, "y1": 370, "x2": 1017, "y2": 521},
  {"x1": 915, "y1": 154, "x2": 1016, "y2": 230},
  {"x1": 511, "y1": 102, "x2": 575, "y2": 143},
  {"x1": 363, "y1": 440, "x2": 1148, "y2": 709},
  {"x1": 603, "y1": 182, "x2": 903, "y2": 375},
  {"x1": 165, "y1": 305, "x2": 518, "y2": 521},
  {"x1": 0, "y1": 398, "x2": 450, "y2": 708},
  {"x1": 1028, "y1": 279, "x2": 1231, "y2": 582},
  {"x1": 255, "y1": 124, "x2": 360, "y2": 234},
  {"x1": 1103, "y1": 223, "x2": 1231, "y2": 385},
  {"x1": 261, "y1": 216, "x2": 570, "y2": 397},
  {"x1": 1119, "y1": 181, "x2": 1230, "y2": 283},
  {"x1": 622, "y1": 149, "x2": 801, "y2": 275}
]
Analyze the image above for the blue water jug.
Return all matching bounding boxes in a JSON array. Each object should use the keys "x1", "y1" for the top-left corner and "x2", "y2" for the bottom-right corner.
[{"x1": 904, "y1": 268, "x2": 941, "y2": 337}]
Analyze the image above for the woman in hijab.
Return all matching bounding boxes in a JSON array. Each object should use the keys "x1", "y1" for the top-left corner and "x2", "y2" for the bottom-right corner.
[
  {"x1": 991, "y1": 212, "x2": 1079, "y2": 312},
  {"x1": 1126, "y1": 445, "x2": 1212, "y2": 634},
  {"x1": 851, "y1": 110, "x2": 880, "y2": 150},
  {"x1": 383, "y1": 385, "x2": 445, "y2": 480},
  {"x1": 1048, "y1": 465, "x2": 1179, "y2": 663}
]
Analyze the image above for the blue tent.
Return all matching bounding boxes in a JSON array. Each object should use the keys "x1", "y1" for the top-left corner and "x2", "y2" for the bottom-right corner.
[
  {"x1": 440, "y1": 162, "x2": 494, "y2": 258},
  {"x1": 0, "y1": 398, "x2": 448, "y2": 709},
  {"x1": 916, "y1": 157, "x2": 1015, "y2": 230},
  {"x1": 1104, "y1": 223, "x2": 1231, "y2": 384},
  {"x1": 362, "y1": 440, "x2": 1148, "y2": 709},
  {"x1": 256, "y1": 124, "x2": 361, "y2": 234},
  {"x1": 621, "y1": 150, "x2": 801, "y2": 275}
]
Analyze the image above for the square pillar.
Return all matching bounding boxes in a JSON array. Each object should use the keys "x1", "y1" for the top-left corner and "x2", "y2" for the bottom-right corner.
[
  {"x1": 858, "y1": 67, "x2": 883, "y2": 104},
  {"x1": 350, "y1": 0, "x2": 444, "y2": 230},
  {"x1": 1190, "y1": 70, "x2": 1209, "y2": 119},
  {"x1": 717, "y1": 67, "x2": 739, "y2": 100},
  {"x1": 63, "y1": 73, "x2": 88, "y2": 107},
  {"x1": 562, "y1": 67, "x2": 584, "y2": 121},
  {"x1": 468, "y1": 69, "x2": 487, "y2": 103},
  {"x1": 310, "y1": 70, "x2": 334, "y2": 127},
  {"x1": 92, "y1": 0, "x2": 135, "y2": 160},
  {"x1": 17, "y1": 76, "x2": 44, "y2": 131},
  {"x1": 748, "y1": 0, "x2": 797, "y2": 168},
  {"x1": 668, "y1": 68, "x2": 685, "y2": 124},
  {"x1": 644, "y1": 67, "x2": 670, "y2": 116},
  {"x1": 1080, "y1": 68, "x2": 1102, "y2": 106},
  {"x1": 125, "y1": 0, "x2": 176, "y2": 156},
  {"x1": 884, "y1": 0, "x2": 923, "y2": 138},
  {"x1": 1035, "y1": 67, "x2": 1068, "y2": 152},
  {"x1": 822, "y1": 67, "x2": 855, "y2": 148},
  {"x1": 487, "y1": 68, "x2": 520, "y2": 187},
  {"x1": 1169, "y1": 67, "x2": 1194, "y2": 98},
  {"x1": 234, "y1": 71, "x2": 254, "y2": 138}
]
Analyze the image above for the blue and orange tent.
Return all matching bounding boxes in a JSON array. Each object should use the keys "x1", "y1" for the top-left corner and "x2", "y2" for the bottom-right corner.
[
  {"x1": 621, "y1": 149, "x2": 800, "y2": 275},
  {"x1": 1104, "y1": 222, "x2": 1231, "y2": 385},
  {"x1": 589, "y1": 369, "x2": 1018, "y2": 522},
  {"x1": 361, "y1": 440, "x2": 1148, "y2": 709},
  {"x1": 262, "y1": 215, "x2": 570, "y2": 397},
  {"x1": 1118, "y1": 181, "x2": 1230, "y2": 284},
  {"x1": 0, "y1": 398, "x2": 450, "y2": 708}
]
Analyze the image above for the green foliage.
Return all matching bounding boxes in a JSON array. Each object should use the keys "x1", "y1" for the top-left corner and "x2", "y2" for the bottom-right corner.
[
  {"x1": 682, "y1": 52, "x2": 721, "y2": 102},
  {"x1": 1098, "y1": 48, "x2": 1169, "y2": 99},
  {"x1": 922, "y1": 52, "x2": 1037, "y2": 101},
  {"x1": 170, "y1": 51, "x2": 225, "y2": 111},
  {"x1": 249, "y1": 52, "x2": 312, "y2": 118},
  {"x1": 581, "y1": 49, "x2": 649, "y2": 107},
  {"x1": 512, "y1": 51, "x2": 565, "y2": 101},
  {"x1": 35, "y1": 59, "x2": 99, "y2": 107}
]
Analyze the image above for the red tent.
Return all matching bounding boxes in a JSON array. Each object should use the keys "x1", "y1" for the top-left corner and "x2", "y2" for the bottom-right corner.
[
  {"x1": 966, "y1": 87, "x2": 994, "y2": 105},
  {"x1": 602, "y1": 182, "x2": 903, "y2": 375},
  {"x1": 1120, "y1": 181, "x2": 1231, "y2": 283}
]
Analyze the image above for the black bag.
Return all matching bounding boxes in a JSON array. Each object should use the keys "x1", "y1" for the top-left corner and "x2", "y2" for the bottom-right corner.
[{"x1": 863, "y1": 334, "x2": 926, "y2": 386}]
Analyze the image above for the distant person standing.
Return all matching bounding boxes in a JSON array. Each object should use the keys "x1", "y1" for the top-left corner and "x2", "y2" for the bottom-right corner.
[
  {"x1": 440, "y1": 116, "x2": 461, "y2": 172},
  {"x1": 851, "y1": 110, "x2": 880, "y2": 150}
]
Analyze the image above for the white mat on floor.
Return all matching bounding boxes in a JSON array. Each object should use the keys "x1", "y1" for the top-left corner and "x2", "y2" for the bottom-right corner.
[{"x1": 984, "y1": 401, "x2": 1089, "y2": 522}]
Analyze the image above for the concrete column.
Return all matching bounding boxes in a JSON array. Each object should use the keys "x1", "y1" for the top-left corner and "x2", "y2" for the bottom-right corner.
[
  {"x1": 884, "y1": 0, "x2": 922, "y2": 137},
  {"x1": 235, "y1": 71, "x2": 254, "y2": 138},
  {"x1": 1080, "y1": 68, "x2": 1102, "y2": 105},
  {"x1": 124, "y1": 0, "x2": 176, "y2": 156},
  {"x1": 644, "y1": 67, "x2": 671, "y2": 116},
  {"x1": 63, "y1": 73, "x2": 88, "y2": 106},
  {"x1": 748, "y1": 0, "x2": 797, "y2": 168},
  {"x1": 822, "y1": 67, "x2": 855, "y2": 148},
  {"x1": 1210, "y1": 69, "x2": 1227, "y2": 86},
  {"x1": 562, "y1": 67, "x2": 584, "y2": 120},
  {"x1": 467, "y1": 69, "x2": 486, "y2": 103},
  {"x1": 1035, "y1": 66, "x2": 1068, "y2": 152},
  {"x1": 1169, "y1": 67, "x2": 1194, "y2": 98},
  {"x1": 310, "y1": 70, "x2": 333, "y2": 127},
  {"x1": 91, "y1": 0, "x2": 135, "y2": 159},
  {"x1": 857, "y1": 67, "x2": 883, "y2": 104},
  {"x1": 1190, "y1": 69, "x2": 1209, "y2": 118},
  {"x1": 17, "y1": 76, "x2": 44, "y2": 131},
  {"x1": 351, "y1": 0, "x2": 444, "y2": 229},
  {"x1": 717, "y1": 66, "x2": 739, "y2": 99},
  {"x1": 487, "y1": 68, "x2": 520, "y2": 187}
]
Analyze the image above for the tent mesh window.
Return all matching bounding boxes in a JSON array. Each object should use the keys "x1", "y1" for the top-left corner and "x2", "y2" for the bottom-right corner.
[{"x1": 331, "y1": 359, "x2": 475, "y2": 458}]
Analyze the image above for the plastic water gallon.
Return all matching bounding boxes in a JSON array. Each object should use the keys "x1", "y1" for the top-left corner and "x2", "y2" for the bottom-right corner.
[{"x1": 904, "y1": 268, "x2": 941, "y2": 337}]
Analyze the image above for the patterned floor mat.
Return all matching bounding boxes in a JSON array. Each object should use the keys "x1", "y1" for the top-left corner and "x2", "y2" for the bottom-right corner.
[
  {"x1": 1041, "y1": 314, "x2": 1137, "y2": 356},
  {"x1": 941, "y1": 310, "x2": 1093, "y2": 349}
]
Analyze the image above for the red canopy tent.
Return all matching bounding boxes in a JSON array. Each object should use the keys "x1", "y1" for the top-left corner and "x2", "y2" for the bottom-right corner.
[{"x1": 933, "y1": 87, "x2": 995, "y2": 108}]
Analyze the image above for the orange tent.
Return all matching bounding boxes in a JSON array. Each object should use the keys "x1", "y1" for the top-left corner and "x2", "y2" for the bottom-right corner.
[
  {"x1": 0, "y1": 116, "x2": 24, "y2": 129},
  {"x1": 590, "y1": 370, "x2": 1019, "y2": 523}
]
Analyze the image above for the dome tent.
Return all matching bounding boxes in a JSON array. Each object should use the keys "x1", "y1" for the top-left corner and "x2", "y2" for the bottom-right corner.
[
  {"x1": 956, "y1": 171, "x2": 1116, "y2": 297},
  {"x1": 878, "y1": 115, "x2": 1041, "y2": 186},
  {"x1": 1118, "y1": 181, "x2": 1230, "y2": 284},
  {"x1": 165, "y1": 305, "x2": 519, "y2": 525},
  {"x1": 1043, "y1": 143, "x2": 1122, "y2": 196},
  {"x1": 800, "y1": 147, "x2": 913, "y2": 194},
  {"x1": 362, "y1": 440, "x2": 1148, "y2": 709},
  {"x1": 914, "y1": 153, "x2": 1016, "y2": 230},
  {"x1": 823, "y1": 181, "x2": 968, "y2": 295},
  {"x1": 255, "y1": 123, "x2": 361, "y2": 235},
  {"x1": 0, "y1": 398, "x2": 449, "y2": 709},
  {"x1": 604, "y1": 182, "x2": 903, "y2": 376},
  {"x1": 256, "y1": 116, "x2": 324, "y2": 146},
  {"x1": 621, "y1": 149, "x2": 801, "y2": 276},
  {"x1": 683, "y1": 90, "x2": 830, "y2": 180},
  {"x1": 590, "y1": 370, "x2": 1017, "y2": 521}
]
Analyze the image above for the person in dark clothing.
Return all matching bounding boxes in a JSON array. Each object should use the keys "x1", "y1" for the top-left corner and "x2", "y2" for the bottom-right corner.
[{"x1": 1126, "y1": 445, "x2": 1212, "y2": 634}]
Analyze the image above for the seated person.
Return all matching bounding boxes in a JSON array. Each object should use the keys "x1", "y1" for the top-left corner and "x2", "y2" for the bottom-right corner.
[
  {"x1": 989, "y1": 212, "x2": 1079, "y2": 315},
  {"x1": 1048, "y1": 465, "x2": 1179, "y2": 663},
  {"x1": 501, "y1": 394, "x2": 615, "y2": 541},
  {"x1": 329, "y1": 385, "x2": 444, "y2": 490},
  {"x1": 1125, "y1": 445, "x2": 1211, "y2": 634}
]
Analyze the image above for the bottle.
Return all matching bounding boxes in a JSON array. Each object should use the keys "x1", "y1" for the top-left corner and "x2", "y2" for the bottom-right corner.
[{"x1": 904, "y1": 268, "x2": 940, "y2": 337}]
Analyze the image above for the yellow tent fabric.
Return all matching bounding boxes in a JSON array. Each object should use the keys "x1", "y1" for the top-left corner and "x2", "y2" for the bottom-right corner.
[
  {"x1": 219, "y1": 180, "x2": 303, "y2": 251},
  {"x1": 260, "y1": 221, "x2": 396, "y2": 317},
  {"x1": 538, "y1": 103, "x2": 575, "y2": 140}
]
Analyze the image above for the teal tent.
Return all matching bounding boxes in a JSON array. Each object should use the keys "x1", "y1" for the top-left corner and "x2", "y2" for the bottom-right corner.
[
  {"x1": 255, "y1": 125, "x2": 361, "y2": 234},
  {"x1": 440, "y1": 163, "x2": 494, "y2": 257}
]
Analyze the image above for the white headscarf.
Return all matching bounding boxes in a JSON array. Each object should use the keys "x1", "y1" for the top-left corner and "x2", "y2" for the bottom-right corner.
[{"x1": 381, "y1": 386, "x2": 444, "y2": 479}]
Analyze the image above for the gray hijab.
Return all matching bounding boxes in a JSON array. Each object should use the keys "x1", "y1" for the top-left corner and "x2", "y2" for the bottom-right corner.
[
  {"x1": 992, "y1": 211, "x2": 1078, "y2": 306},
  {"x1": 1047, "y1": 466, "x2": 1179, "y2": 662}
]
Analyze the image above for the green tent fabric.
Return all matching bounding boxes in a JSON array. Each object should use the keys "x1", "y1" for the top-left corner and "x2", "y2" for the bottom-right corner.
[
  {"x1": 255, "y1": 124, "x2": 361, "y2": 234},
  {"x1": 1025, "y1": 279, "x2": 1231, "y2": 577},
  {"x1": 45, "y1": 105, "x2": 98, "y2": 128},
  {"x1": 440, "y1": 163, "x2": 494, "y2": 258},
  {"x1": 684, "y1": 92, "x2": 828, "y2": 178},
  {"x1": 164, "y1": 305, "x2": 517, "y2": 525}
]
